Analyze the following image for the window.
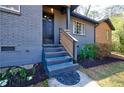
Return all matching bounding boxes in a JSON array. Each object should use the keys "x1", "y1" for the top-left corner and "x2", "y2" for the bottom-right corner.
[
  {"x1": 73, "y1": 20, "x2": 85, "y2": 35},
  {"x1": 0, "y1": 5, "x2": 20, "y2": 14},
  {"x1": 1, "y1": 46, "x2": 15, "y2": 52},
  {"x1": 106, "y1": 30, "x2": 109, "y2": 40}
]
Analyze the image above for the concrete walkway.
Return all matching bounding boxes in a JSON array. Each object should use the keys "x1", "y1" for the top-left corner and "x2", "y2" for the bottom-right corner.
[{"x1": 48, "y1": 70, "x2": 100, "y2": 87}]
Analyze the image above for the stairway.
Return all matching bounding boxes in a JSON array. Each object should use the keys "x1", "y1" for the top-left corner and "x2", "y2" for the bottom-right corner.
[{"x1": 43, "y1": 44, "x2": 79, "y2": 77}]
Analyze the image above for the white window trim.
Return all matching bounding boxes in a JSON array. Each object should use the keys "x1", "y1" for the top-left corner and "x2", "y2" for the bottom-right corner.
[
  {"x1": 73, "y1": 19, "x2": 85, "y2": 36},
  {"x1": 0, "y1": 5, "x2": 21, "y2": 14}
]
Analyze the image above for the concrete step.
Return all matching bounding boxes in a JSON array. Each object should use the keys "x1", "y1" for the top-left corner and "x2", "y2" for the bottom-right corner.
[
  {"x1": 48, "y1": 62, "x2": 79, "y2": 77},
  {"x1": 44, "y1": 47, "x2": 65, "y2": 52},
  {"x1": 45, "y1": 51, "x2": 68, "y2": 58},
  {"x1": 46, "y1": 56, "x2": 72, "y2": 66}
]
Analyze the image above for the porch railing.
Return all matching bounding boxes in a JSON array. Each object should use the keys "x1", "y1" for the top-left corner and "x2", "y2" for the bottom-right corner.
[{"x1": 60, "y1": 29, "x2": 78, "y2": 61}]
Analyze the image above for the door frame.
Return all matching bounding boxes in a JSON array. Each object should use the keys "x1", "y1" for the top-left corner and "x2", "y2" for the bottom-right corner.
[{"x1": 42, "y1": 12, "x2": 54, "y2": 44}]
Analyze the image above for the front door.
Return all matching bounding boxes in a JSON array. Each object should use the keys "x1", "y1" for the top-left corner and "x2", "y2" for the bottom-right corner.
[{"x1": 43, "y1": 12, "x2": 54, "y2": 44}]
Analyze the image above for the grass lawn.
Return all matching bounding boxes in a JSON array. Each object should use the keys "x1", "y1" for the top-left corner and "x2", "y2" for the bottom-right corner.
[{"x1": 79, "y1": 62, "x2": 124, "y2": 87}]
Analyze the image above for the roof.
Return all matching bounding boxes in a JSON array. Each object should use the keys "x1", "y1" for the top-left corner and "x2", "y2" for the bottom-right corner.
[
  {"x1": 98, "y1": 18, "x2": 115, "y2": 30},
  {"x1": 70, "y1": 5, "x2": 79, "y2": 11},
  {"x1": 71, "y1": 12, "x2": 98, "y2": 24}
]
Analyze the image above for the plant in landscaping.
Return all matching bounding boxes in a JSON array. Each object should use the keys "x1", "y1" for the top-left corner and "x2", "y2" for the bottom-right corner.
[
  {"x1": 27, "y1": 76, "x2": 33, "y2": 81},
  {"x1": 80, "y1": 44, "x2": 97, "y2": 59},
  {"x1": 42, "y1": 79, "x2": 48, "y2": 87},
  {"x1": 80, "y1": 49, "x2": 87, "y2": 59},
  {"x1": 0, "y1": 73, "x2": 8, "y2": 87},
  {"x1": 32, "y1": 66, "x2": 36, "y2": 76},
  {"x1": 17, "y1": 68, "x2": 28, "y2": 83},
  {"x1": 96, "y1": 43, "x2": 111, "y2": 59},
  {"x1": 0, "y1": 67, "x2": 31, "y2": 86}
]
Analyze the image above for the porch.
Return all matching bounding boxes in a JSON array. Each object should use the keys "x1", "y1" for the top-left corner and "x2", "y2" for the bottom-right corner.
[{"x1": 42, "y1": 5, "x2": 79, "y2": 77}]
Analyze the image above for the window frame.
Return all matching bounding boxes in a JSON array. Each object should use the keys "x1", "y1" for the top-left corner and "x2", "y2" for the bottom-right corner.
[
  {"x1": 73, "y1": 20, "x2": 85, "y2": 36},
  {"x1": 0, "y1": 5, "x2": 21, "y2": 15}
]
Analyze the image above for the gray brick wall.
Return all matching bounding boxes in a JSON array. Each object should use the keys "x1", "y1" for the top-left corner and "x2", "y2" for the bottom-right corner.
[{"x1": 0, "y1": 5, "x2": 43, "y2": 67}]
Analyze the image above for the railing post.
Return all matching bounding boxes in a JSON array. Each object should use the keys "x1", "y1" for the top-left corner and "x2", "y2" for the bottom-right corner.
[{"x1": 59, "y1": 28, "x2": 63, "y2": 44}]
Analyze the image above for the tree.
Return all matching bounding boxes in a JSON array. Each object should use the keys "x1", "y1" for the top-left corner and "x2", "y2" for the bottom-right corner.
[
  {"x1": 85, "y1": 5, "x2": 91, "y2": 16},
  {"x1": 110, "y1": 13, "x2": 124, "y2": 53},
  {"x1": 75, "y1": 5, "x2": 124, "y2": 20},
  {"x1": 74, "y1": 5, "x2": 91, "y2": 16},
  {"x1": 103, "y1": 5, "x2": 124, "y2": 18}
]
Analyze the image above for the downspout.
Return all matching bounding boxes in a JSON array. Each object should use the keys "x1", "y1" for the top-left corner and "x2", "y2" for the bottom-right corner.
[{"x1": 94, "y1": 25, "x2": 96, "y2": 43}]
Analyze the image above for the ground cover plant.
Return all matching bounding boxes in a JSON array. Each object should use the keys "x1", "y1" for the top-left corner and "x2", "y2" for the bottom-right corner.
[{"x1": 0, "y1": 63, "x2": 48, "y2": 87}]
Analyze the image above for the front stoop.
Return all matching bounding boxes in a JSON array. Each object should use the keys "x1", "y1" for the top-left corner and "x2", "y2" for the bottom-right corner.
[
  {"x1": 43, "y1": 44, "x2": 79, "y2": 77},
  {"x1": 48, "y1": 70, "x2": 100, "y2": 87}
]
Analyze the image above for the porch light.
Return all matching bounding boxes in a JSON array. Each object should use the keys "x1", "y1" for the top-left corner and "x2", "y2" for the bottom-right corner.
[
  {"x1": 51, "y1": 8, "x2": 54, "y2": 13},
  {"x1": 44, "y1": 15, "x2": 47, "y2": 18}
]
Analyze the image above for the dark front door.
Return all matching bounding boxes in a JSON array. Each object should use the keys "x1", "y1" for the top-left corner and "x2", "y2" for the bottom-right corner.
[{"x1": 43, "y1": 13, "x2": 54, "y2": 44}]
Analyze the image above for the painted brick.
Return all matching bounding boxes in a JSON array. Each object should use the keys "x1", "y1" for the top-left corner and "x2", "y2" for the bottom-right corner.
[{"x1": 0, "y1": 5, "x2": 43, "y2": 67}]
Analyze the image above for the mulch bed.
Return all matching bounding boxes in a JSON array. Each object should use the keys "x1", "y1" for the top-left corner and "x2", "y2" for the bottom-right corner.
[
  {"x1": 78, "y1": 56, "x2": 124, "y2": 68},
  {"x1": 5, "y1": 63, "x2": 48, "y2": 87}
]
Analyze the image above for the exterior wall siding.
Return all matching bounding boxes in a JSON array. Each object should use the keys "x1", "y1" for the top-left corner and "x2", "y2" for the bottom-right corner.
[
  {"x1": 0, "y1": 5, "x2": 43, "y2": 67},
  {"x1": 70, "y1": 17, "x2": 95, "y2": 54},
  {"x1": 96, "y1": 22, "x2": 112, "y2": 44}
]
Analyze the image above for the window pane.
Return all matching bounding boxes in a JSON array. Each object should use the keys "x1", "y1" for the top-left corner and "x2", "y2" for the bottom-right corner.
[
  {"x1": 81, "y1": 24, "x2": 85, "y2": 35},
  {"x1": 73, "y1": 21, "x2": 77, "y2": 34},
  {"x1": 73, "y1": 21, "x2": 84, "y2": 35}
]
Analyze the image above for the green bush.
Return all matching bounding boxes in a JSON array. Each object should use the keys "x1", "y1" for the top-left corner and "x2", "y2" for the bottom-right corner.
[
  {"x1": 112, "y1": 35, "x2": 124, "y2": 54},
  {"x1": 96, "y1": 43, "x2": 111, "y2": 59},
  {"x1": 0, "y1": 67, "x2": 35, "y2": 86},
  {"x1": 42, "y1": 79, "x2": 48, "y2": 87},
  {"x1": 80, "y1": 44, "x2": 97, "y2": 59}
]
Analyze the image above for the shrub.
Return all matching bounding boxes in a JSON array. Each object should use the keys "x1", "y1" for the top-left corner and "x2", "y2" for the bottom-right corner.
[
  {"x1": 6, "y1": 67, "x2": 28, "y2": 85},
  {"x1": 96, "y1": 43, "x2": 111, "y2": 59},
  {"x1": 0, "y1": 66, "x2": 35, "y2": 86},
  {"x1": 79, "y1": 43, "x2": 111, "y2": 60},
  {"x1": 80, "y1": 44, "x2": 97, "y2": 59},
  {"x1": 42, "y1": 79, "x2": 48, "y2": 87}
]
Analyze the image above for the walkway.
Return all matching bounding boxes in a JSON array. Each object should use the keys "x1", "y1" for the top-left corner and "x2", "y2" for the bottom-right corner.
[
  {"x1": 48, "y1": 70, "x2": 100, "y2": 87},
  {"x1": 111, "y1": 52, "x2": 124, "y2": 60}
]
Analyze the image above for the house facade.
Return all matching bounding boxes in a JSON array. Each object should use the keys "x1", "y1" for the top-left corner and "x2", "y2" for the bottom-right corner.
[
  {"x1": 0, "y1": 5, "x2": 97, "y2": 74},
  {"x1": 0, "y1": 5, "x2": 43, "y2": 67},
  {"x1": 96, "y1": 18, "x2": 115, "y2": 44}
]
